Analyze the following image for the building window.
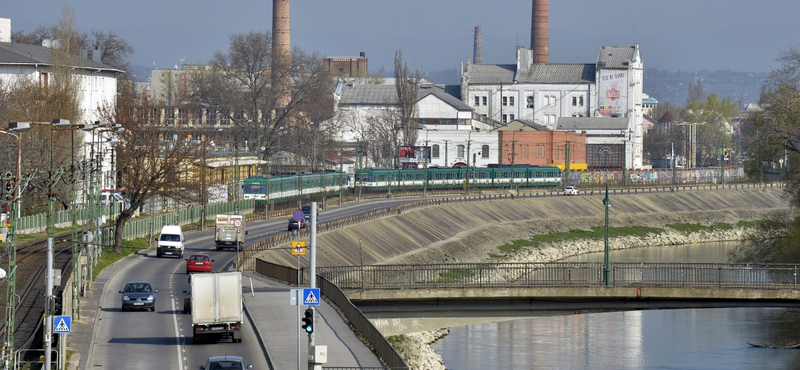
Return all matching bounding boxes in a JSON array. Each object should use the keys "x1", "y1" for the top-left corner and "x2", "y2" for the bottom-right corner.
[
  {"x1": 527, "y1": 96, "x2": 534, "y2": 109},
  {"x1": 482, "y1": 96, "x2": 487, "y2": 106},
  {"x1": 509, "y1": 114, "x2": 515, "y2": 121},
  {"x1": 503, "y1": 97, "x2": 508, "y2": 106},
  {"x1": 525, "y1": 145, "x2": 529, "y2": 158},
  {"x1": 502, "y1": 114, "x2": 508, "y2": 123},
  {"x1": 482, "y1": 145, "x2": 489, "y2": 158},
  {"x1": 509, "y1": 96, "x2": 515, "y2": 106},
  {"x1": 572, "y1": 96, "x2": 577, "y2": 106},
  {"x1": 457, "y1": 145, "x2": 465, "y2": 158},
  {"x1": 555, "y1": 146, "x2": 559, "y2": 159},
  {"x1": 579, "y1": 96, "x2": 584, "y2": 106},
  {"x1": 432, "y1": 144, "x2": 440, "y2": 158},
  {"x1": 474, "y1": 96, "x2": 480, "y2": 106}
]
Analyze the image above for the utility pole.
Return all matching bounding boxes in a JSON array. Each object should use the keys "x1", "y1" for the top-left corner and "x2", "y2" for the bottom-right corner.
[
  {"x1": 564, "y1": 140, "x2": 571, "y2": 185},
  {"x1": 602, "y1": 183, "x2": 611, "y2": 286}
]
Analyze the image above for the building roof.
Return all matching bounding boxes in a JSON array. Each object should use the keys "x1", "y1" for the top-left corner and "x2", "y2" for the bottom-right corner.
[
  {"x1": 658, "y1": 111, "x2": 676, "y2": 124},
  {"x1": 0, "y1": 42, "x2": 123, "y2": 73},
  {"x1": 338, "y1": 82, "x2": 472, "y2": 111},
  {"x1": 465, "y1": 63, "x2": 595, "y2": 85},
  {"x1": 596, "y1": 46, "x2": 636, "y2": 69},
  {"x1": 556, "y1": 117, "x2": 629, "y2": 131},
  {"x1": 497, "y1": 119, "x2": 550, "y2": 132}
]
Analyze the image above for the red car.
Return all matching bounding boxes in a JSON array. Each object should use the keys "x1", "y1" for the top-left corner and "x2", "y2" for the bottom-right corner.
[{"x1": 186, "y1": 254, "x2": 213, "y2": 274}]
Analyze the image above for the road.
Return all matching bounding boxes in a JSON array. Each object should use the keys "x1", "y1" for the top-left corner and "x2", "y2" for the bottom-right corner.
[{"x1": 81, "y1": 197, "x2": 418, "y2": 370}]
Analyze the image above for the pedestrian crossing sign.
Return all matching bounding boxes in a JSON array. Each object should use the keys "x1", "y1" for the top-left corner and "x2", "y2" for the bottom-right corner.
[
  {"x1": 53, "y1": 315, "x2": 71, "y2": 334},
  {"x1": 302, "y1": 288, "x2": 320, "y2": 306},
  {"x1": 291, "y1": 241, "x2": 306, "y2": 255}
]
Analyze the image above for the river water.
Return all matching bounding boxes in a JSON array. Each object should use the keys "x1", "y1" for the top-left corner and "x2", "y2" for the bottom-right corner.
[{"x1": 430, "y1": 242, "x2": 800, "y2": 370}]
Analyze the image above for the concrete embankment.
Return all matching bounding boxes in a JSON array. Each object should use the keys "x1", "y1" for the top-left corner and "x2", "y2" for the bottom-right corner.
[{"x1": 257, "y1": 187, "x2": 791, "y2": 267}]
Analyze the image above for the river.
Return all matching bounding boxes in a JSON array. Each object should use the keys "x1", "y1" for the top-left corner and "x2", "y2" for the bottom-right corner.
[{"x1": 430, "y1": 242, "x2": 800, "y2": 370}]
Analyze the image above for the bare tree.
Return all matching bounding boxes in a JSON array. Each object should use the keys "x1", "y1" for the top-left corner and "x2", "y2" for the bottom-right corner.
[
  {"x1": 101, "y1": 93, "x2": 199, "y2": 252},
  {"x1": 394, "y1": 51, "x2": 420, "y2": 149}
]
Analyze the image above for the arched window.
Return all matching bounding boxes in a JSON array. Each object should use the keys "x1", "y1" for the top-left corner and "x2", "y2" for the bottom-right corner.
[
  {"x1": 457, "y1": 145, "x2": 465, "y2": 158},
  {"x1": 432, "y1": 144, "x2": 440, "y2": 158}
]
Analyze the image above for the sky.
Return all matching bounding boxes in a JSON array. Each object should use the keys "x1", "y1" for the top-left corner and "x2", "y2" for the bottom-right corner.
[{"x1": 3, "y1": 0, "x2": 799, "y2": 78}]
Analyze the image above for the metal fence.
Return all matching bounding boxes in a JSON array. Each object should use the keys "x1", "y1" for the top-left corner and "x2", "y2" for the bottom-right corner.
[
  {"x1": 317, "y1": 262, "x2": 800, "y2": 291},
  {"x1": 253, "y1": 259, "x2": 408, "y2": 369}
]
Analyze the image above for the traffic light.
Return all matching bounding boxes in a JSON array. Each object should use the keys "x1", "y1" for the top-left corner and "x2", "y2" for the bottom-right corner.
[{"x1": 301, "y1": 308, "x2": 314, "y2": 334}]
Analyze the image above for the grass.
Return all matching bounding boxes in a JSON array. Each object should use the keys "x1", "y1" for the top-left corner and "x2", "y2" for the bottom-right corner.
[
  {"x1": 665, "y1": 222, "x2": 735, "y2": 233},
  {"x1": 93, "y1": 238, "x2": 150, "y2": 280},
  {"x1": 437, "y1": 269, "x2": 474, "y2": 283},
  {"x1": 387, "y1": 335, "x2": 405, "y2": 345},
  {"x1": 491, "y1": 226, "x2": 664, "y2": 259}
]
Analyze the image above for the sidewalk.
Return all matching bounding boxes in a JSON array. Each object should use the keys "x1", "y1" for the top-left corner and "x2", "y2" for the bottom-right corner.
[{"x1": 242, "y1": 272, "x2": 384, "y2": 369}]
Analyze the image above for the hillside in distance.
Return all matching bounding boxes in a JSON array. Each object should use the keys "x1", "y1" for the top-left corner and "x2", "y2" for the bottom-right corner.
[{"x1": 422, "y1": 68, "x2": 769, "y2": 107}]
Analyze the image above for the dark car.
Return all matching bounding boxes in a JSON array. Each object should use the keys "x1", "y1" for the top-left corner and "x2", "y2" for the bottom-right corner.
[
  {"x1": 302, "y1": 205, "x2": 320, "y2": 222},
  {"x1": 119, "y1": 281, "x2": 158, "y2": 312},
  {"x1": 182, "y1": 289, "x2": 191, "y2": 314},
  {"x1": 288, "y1": 217, "x2": 306, "y2": 231},
  {"x1": 199, "y1": 355, "x2": 252, "y2": 370}
]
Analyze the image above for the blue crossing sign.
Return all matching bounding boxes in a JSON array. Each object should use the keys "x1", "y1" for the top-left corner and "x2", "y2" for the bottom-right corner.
[
  {"x1": 53, "y1": 315, "x2": 71, "y2": 334},
  {"x1": 302, "y1": 288, "x2": 320, "y2": 306}
]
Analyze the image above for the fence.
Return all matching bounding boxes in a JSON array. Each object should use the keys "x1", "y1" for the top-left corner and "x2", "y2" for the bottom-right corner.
[
  {"x1": 316, "y1": 262, "x2": 800, "y2": 291},
  {"x1": 254, "y1": 259, "x2": 408, "y2": 369}
]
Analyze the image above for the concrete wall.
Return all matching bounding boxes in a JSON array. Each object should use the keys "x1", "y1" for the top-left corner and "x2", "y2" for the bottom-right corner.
[{"x1": 258, "y1": 187, "x2": 790, "y2": 268}]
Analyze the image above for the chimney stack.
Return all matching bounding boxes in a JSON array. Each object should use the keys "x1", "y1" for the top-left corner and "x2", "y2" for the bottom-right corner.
[
  {"x1": 473, "y1": 26, "x2": 482, "y2": 64},
  {"x1": 272, "y1": 0, "x2": 291, "y2": 107},
  {"x1": 530, "y1": 0, "x2": 549, "y2": 64}
]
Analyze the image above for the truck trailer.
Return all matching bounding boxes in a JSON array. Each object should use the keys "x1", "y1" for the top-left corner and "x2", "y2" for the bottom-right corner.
[{"x1": 190, "y1": 272, "x2": 244, "y2": 343}]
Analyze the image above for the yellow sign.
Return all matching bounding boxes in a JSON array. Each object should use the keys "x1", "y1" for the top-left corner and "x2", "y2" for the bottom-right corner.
[{"x1": 291, "y1": 241, "x2": 306, "y2": 255}]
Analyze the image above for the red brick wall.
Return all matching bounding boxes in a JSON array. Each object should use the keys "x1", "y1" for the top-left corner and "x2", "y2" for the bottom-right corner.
[{"x1": 498, "y1": 131, "x2": 587, "y2": 169}]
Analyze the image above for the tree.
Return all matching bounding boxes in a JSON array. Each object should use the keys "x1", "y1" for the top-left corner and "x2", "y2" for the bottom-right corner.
[
  {"x1": 394, "y1": 51, "x2": 419, "y2": 149},
  {"x1": 687, "y1": 79, "x2": 705, "y2": 103},
  {"x1": 685, "y1": 93, "x2": 738, "y2": 166},
  {"x1": 100, "y1": 93, "x2": 200, "y2": 253}
]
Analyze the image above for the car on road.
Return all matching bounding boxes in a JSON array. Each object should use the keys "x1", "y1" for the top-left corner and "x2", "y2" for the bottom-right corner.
[
  {"x1": 182, "y1": 289, "x2": 191, "y2": 314},
  {"x1": 186, "y1": 254, "x2": 213, "y2": 274},
  {"x1": 288, "y1": 217, "x2": 307, "y2": 231},
  {"x1": 563, "y1": 186, "x2": 579, "y2": 196},
  {"x1": 119, "y1": 281, "x2": 158, "y2": 312},
  {"x1": 199, "y1": 355, "x2": 252, "y2": 370}
]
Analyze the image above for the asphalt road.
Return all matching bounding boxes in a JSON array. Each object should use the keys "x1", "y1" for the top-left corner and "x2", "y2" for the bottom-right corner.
[{"x1": 83, "y1": 197, "x2": 419, "y2": 370}]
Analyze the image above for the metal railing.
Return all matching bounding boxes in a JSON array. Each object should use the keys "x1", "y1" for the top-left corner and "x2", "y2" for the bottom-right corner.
[
  {"x1": 316, "y1": 262, "x2": 800, "y2": 291},
  {"x1": 253, "y1": 260, "x2": 408, "y2": 369}
]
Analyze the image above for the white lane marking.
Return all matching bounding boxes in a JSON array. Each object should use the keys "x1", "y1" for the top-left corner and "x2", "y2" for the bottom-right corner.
[{"x1": 170, "y1": 262, "x2": 186, "y2": 370}]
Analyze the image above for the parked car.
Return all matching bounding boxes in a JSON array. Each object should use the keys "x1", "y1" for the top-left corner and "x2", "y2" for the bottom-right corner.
[
  {"x1": 563, "y1": 186, "x2": 579, "y2": 196},
  {"x1": 288, "y1": 217, "x2": 307, "y2": 231},
  {"x1": 182, "y1": 289, "x2": 191, "y2": 314},
  {"x1": 119, "y1": 281, "x2": 158, "y2": 312},
  {"x1": 186, "y1": 254, "x2": 213, "y2": 274},
  {"x1": 198, "y1": 356, "x2": 252, "y2": 370}
]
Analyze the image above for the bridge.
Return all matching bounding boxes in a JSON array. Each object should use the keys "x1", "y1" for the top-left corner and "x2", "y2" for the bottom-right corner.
[{"x1": 305, "y1": 262, "x2": 800, "y2": 312}]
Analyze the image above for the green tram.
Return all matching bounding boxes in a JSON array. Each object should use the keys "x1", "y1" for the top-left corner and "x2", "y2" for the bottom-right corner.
[
  {"x1": 242, "y1": 172, "x2": 346, "y2": 202},
  {"x1": 355, "y1": 165, "x2": 562, "y2": 191}
]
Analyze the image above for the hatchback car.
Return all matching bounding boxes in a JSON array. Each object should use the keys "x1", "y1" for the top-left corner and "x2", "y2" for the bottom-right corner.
[
  {"x1": 198, "y1": 355, "x2": 252, "y2": 370},
  {"x1": 186, "y1": 254, "x2": 213, "y2": 274},
  {"x1": 288, "y1": 217, "x2": 307, "y2": 231},
  {"x1": 119, "y1": 281, "x2": 158, "y2": 312},
  {"x1": 563, "y1": 186, "x2": 579, "y2": 196}
]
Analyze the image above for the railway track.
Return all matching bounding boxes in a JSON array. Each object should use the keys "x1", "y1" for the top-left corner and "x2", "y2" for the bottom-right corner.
[{"x1": 0, "y1": 235, "x2": 75, "y2": 360}]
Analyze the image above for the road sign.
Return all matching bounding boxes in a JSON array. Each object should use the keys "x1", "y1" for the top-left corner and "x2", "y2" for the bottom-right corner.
[
  {"x1": 302, "y1": 288, "x2": 320, "y2": 306},
  {"x1": 233, "y1": 219, "x2": 242, "y2": 228},
  {"x1": 53, "y1": 315, "x2": 71, "y2": 334},
  {"x1": 293, "y1": 210, "x2": 304, "y2": 222},
  {"x1": 291, "y1": 241, "x2": 306, "y2": 255}
]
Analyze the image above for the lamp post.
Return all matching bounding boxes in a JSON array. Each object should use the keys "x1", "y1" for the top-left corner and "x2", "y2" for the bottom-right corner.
[{"x1": 1, "y1": 122, "x2": 29, "y2": 370}]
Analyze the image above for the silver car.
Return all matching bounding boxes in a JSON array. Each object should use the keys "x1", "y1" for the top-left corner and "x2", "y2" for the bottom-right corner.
[{"x1": 198, "y1": 356, "x2": 252, "y2": 370}]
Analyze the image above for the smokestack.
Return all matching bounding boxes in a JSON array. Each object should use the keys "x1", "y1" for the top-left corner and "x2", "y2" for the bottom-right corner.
[
  {"x1": 272, "y1": 0, "x2": 291, "y2": 107},
  {"x1": 530, "y1": 0, "x2": 549, "y2": 64},
  {"x1": 473, "y1": 26, "x2": 482, "y2": 64}
]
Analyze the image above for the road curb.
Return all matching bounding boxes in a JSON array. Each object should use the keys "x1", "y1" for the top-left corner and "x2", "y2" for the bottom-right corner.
[{"x1": 242, "y1": 285, "x2": 275, "y2": 370}]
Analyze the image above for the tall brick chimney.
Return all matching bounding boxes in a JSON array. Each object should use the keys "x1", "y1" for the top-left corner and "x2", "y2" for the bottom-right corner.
[
  {"x1": 272, "y1": 0, "x2": 291, "y2": 107},
  {"x1": 473, "y1": 26, "x2": 482, "y2": 64},
  {"x1": 530, "y1": 0, "x2": 549, "y2": 64}
]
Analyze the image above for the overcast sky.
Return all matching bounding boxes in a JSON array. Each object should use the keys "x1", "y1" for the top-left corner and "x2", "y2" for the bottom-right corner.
[{"x1": 4, "y1": 0, "x2": 799, "y2": 75}]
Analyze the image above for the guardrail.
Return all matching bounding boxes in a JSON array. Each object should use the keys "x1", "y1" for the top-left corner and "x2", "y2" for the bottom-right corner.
[
  {"x1": 316, "y1": 262, "x2": 800, "y2": 291},
  {"x1": 253, "y1": 259, "x2": 408, "y2": 369}
]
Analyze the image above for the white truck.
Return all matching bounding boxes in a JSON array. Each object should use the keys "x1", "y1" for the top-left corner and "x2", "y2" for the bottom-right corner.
[
  {"x1": 190, "y1": 272, "x2": 244, "y2": 343},
  {"x1": 214, "y1": 214, "x2": 246, "y2": 251}
]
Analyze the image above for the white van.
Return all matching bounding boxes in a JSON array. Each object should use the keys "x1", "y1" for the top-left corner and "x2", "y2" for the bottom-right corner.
[{"x1": 157, "y1": 224, "x2": 185, "y2": 258}]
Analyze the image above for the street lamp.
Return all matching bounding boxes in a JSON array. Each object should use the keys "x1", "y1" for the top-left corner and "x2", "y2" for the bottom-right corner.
[
  {"x1": 1, "y1": 122, "x2": 29, "y2": 370},
  {"x1": 602, "y1": 183, "x2": 611, "y2": 287}
]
